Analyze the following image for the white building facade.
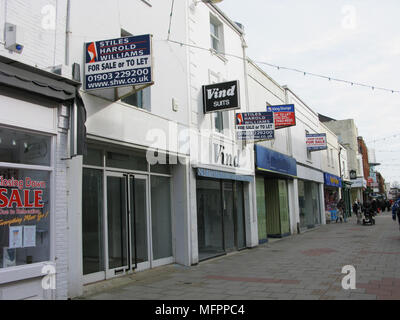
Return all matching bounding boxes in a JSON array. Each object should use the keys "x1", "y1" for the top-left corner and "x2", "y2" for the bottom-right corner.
[
  {"x1": 286, "y1": 89, "x2": 325, "y2": 231},
  {"x1": 0, "y1": 0, "x2": 82, "y2": 300}
]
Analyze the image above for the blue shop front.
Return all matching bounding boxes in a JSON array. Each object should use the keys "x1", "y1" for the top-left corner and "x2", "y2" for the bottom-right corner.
[{"x1": 255, "y1": 145, "x2": 297, "y2": 241}]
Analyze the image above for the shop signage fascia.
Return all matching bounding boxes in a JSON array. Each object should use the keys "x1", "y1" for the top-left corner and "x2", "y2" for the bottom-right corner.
[
  {"x1": 255, "y1": 145, "x2": 297, "y2": 177},
  {"x1": 236, "y1": 112, "x2": 275, "y2": 141},
  {"x1": 266, "y1": 104, "x2": 296, "y2": 129},
  {"x1": 84, "y1": 34, "x2": 154, "y2": 91},
  {"x1": 306, "y1": 133, "x2": 327, "y2": 152},
  {"x1": 324, "y1": 172, "x2": 342, "y2": 188},
  {"x1": 203, "y1": 80, "x2": 241, "y2": 114},
  {"x1": 213, "y1": 143, "x2": 240, "y2": 168}
]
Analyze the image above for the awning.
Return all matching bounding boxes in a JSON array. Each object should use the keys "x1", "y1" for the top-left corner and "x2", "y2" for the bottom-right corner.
[
  {"x1": 0, "y1": 57, "x2": 87, "y2": 156},
  {"x1": 0, "y1": 58, "x2": 78, "y2": 102},
  {"x1": 255, "y1": 145, "x2": 297, "y2": 177},
  {"x1": 197, "y1": 168, "x2": 253, "y2": 182}
]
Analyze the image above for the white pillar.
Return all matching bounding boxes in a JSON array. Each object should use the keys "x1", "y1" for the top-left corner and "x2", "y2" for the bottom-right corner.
[
  {"x1": 189, "y1": 167, "x2": 199, "y2": 265},
  {"x1": 172, "y1": 162, "x2": 191, "y2": 266},
  {"x1": 246, "y1": 177, "x2": 258, "y2": 248},
  {"x1": 320, "y1": 183, "x2": 326, "y2": 225},
  {"x1": 289, "y1": 179, "x2": 300, "y2": 234},
  {"x1": 66, "y1": 155, "x2": 83, "y2": 298}
]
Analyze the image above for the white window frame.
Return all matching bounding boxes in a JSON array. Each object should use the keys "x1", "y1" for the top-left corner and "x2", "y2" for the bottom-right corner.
[
  {"x1": 305, "y1": 130, "x2": 312, "y2": 162},
  {"x1": 0, "y1": 126, "x2": 55, "y2": 285},
  {"x1": 210, "y1": 15, "x2": 224, "y2": 55}
]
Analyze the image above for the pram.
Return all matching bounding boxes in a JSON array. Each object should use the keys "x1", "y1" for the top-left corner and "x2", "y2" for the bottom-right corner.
[{"x1": 362, "y1": 208, "x2": 375, "y2": 225}]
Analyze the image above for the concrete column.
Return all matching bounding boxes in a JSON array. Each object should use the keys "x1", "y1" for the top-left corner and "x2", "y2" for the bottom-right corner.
[
  {"x1": 246, "y1": 178, "x2": 258, "y2": 248},
  {"x1": 171, "y1": 162, "x2": 191, "y2": 266},
  {"x1": 66, "y1": 155, "x2": 83, "y2": 298},
  {"x1": 290, "y1": 179, "x2": 300, "y2": 234},
  {"x1": 189, "y1": 167, "x2": 199, "y2": 265},
  {"x1": 320, "y1": 183, "x2": 327, "y2": 225}
]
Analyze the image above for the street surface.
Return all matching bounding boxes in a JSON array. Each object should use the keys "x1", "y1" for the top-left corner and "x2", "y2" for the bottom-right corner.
[{"x1": 81, "y1": 211, "x2": 400, "y2": 300}]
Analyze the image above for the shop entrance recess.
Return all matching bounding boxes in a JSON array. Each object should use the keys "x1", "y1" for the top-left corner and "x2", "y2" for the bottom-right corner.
[{"x1": 105, "y1": 172, "x2": 150, "y2": 278}]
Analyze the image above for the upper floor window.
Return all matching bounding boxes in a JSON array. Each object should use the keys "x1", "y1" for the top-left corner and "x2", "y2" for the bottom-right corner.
[
  {"x1": 305, "y1": 130, "x2": 312, "y2": 161},
  {"x1": 121, "y1": 87, "x2": 151, "y2": 111},
  {"x1": 210, "y1": 15, "x2": 224, "y2": 54}
]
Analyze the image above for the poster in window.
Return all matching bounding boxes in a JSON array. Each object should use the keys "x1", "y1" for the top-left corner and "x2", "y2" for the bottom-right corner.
[
  {"x1": 3, "y1": 247, "x2": 16, "y2": 268},
  {"x1": 9, "y1": 226, "x2": 23, "y2": 249},
  {"x1": 23, "y1": 225, "x2": 36, "y2": 248}
]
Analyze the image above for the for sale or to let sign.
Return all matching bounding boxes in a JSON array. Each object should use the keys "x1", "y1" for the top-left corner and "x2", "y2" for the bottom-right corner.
[
  {"x1": 306, "y1": 133, "x2": 328, "y2": 152},
  {"x1": 267, "y1": 104, "x2": 296, "y2": 129},
  {"x1": 236, "y1": 112, "x2": 275, "y2": 141},
  {"x1": 84, "y1": 34, "x2": 153, "y2": 91}
]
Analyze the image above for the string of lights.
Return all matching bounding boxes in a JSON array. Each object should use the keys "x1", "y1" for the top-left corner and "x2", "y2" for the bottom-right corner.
[
  {"x1": 167, "y1": 39, "x2": 400, "y2": 95},
  {"x1": 366, "y1": 133, "x2": 400, "y2": 144}
]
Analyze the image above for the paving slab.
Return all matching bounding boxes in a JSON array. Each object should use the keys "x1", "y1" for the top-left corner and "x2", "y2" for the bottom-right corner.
[{"x1": 81, "y1": 213, "x2": 400, "y2": 300}]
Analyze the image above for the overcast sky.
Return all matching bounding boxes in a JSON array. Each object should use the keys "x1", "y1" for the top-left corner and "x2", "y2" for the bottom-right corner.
[{"x1": 218, "y1": 0, "x2": 400, "y2": 185}]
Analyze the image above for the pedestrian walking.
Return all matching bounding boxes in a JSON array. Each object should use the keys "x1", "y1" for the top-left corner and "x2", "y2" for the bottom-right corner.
[
  {"x1": 353, "y1": 200, "x2": 361, "y2": 224},
  {"x1": 392, "y1": 197, "x2": 400, "y2": 232},
  {"x1": 336, "y1": 198, "x2": 345, "y2": 223},
  {"x1": 371, "y1": 199, "x2": 378, "y2": 215}
]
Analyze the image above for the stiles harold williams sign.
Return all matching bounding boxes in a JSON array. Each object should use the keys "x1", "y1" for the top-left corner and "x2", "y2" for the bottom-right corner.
[
  {"x1": 85, "y1": 34, "x2": 153, "y2": 91},
  {"x1": 203, "y1": 80, "x2": 240, "y2": 114},
  {"x1": 236, "y1": 112, "x2": 275, "y2": 141}
]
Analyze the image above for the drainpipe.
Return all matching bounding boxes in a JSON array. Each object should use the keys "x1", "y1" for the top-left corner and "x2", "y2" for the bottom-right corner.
[
  {"x1": 1, "y1": 0, "x2": 7, "y2": 44},
  {"x1": 65, "y1": 0, "x2": 71, "y2": 66}
]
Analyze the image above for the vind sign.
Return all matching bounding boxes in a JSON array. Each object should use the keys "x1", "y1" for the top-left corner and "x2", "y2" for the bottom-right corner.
[{"x1": 236, "y1": 112, "x2": 275, "y2": 141}]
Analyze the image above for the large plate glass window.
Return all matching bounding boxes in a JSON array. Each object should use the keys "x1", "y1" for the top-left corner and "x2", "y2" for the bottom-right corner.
[{"x1": 0, "y1": 127, "x2": 52, "y2": 269}]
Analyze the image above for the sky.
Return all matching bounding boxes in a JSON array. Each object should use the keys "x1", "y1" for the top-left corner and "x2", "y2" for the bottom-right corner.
[{"x1": 218, "y1": 0, "x2": 400, "y2": 186}]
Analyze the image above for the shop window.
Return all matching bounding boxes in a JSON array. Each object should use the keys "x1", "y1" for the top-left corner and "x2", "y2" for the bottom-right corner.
[
  {"x1": 197, "y1": 179, "x2": 224, "y2": 260},
  {"x1": 84, "y1": 147, "x2": 103, "y2": 167},
  {"x1": 150, "y1": 154, "x2": 171, "y2": 175},
  {"x1": 106, "y1": 148, "x2": 148, "y2": 172},
  {"x1": 82, "y1": 168, "x2": 104, "y2": 275},
  {"x1": 0, "y1": 127, "x2": 51, "y2": 167},
  {"x1": 0, "y1": 129, "x2": 51, "y2": 270},
  {"x1": 151, "y1": 176, "x2": 172, "y2": 260}
]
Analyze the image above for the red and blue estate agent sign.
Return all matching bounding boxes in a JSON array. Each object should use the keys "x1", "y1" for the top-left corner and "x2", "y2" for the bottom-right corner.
[
  {"x1": 85, "y1": 34, "x2": 153, "y2": 91},
  {"x1": 267, "y1": 104, "x2": 296, "y2": 129}
]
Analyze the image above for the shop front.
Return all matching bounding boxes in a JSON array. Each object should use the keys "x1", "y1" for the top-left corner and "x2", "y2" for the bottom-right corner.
[
  {"x1": 323, "y1": 173, "x2": 342, "y2": 223},
  {"x1": 0, "y1": 58, "x2": 82, "y2": 299},
  {"x1": 82, "y1": 143, "x2": 175, "y2": 283},
  {"x1": 255, "y1": 145, "x2": 297, "y2": 241},
  {"x1": 191, "y1": 132, "x2": 255, "y2": 262},
  {"x1": 196, "y1": 169, "x2": 251, "y2": 261},
  {"x1": 297, "y1": 165, "x2": 324, "y2": 231}
]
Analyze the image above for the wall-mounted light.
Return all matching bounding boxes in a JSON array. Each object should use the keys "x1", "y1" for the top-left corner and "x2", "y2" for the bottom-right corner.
[{"x1": 4, "y1": 23, "x2": 24, "y2": 54}]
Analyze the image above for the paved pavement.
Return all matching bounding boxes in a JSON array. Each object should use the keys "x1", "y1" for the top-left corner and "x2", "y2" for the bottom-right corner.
[{"x1": 80, "y1": 211, "x2": 400, "y2": 300}]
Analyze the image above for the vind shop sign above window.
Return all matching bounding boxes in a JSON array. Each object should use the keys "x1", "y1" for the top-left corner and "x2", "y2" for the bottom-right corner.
[
  {"x1": 84, "y1": 34, "x2": 153, "y2": 91},
  {"x1": 203, "y1": 80, "x2": 240, "y2": 114}
]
